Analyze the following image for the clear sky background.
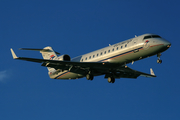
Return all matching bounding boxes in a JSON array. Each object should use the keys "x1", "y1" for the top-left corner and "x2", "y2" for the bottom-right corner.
[{"x1": 0, "y1": 0, "x2": 179, "y2": 120}]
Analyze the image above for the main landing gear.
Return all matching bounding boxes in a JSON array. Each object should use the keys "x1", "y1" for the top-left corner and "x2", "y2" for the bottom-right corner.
[
  {"x1": 86, "y1": 73, "x2": 94, "y2": 80},
  {"x1": 157, "y1": 53, "x2": 162, "y2": 64},
  {"x1": 86, "y1": 74, "x2": 115, "y2": 83},
  {"x1": 86, "y1": 70, "x2": 116, "y2": 83}
]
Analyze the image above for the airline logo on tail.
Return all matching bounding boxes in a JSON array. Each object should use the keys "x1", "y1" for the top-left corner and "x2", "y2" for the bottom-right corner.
[{"x1": 50, "y1": 55, "x2": 55, "y2": 60}]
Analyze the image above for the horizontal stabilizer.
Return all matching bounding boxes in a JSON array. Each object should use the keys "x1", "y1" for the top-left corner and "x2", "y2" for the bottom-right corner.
[{"x1": 20, "y1": 48, "x2": 60, "y2": 55}]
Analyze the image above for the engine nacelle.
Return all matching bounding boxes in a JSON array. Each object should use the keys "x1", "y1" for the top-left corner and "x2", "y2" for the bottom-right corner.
[{"x1": 57, "y1": 54, "x2": 71, "y2": 61}]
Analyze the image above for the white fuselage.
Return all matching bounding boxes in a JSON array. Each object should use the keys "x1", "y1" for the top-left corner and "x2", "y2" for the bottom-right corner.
[{"x1": 50, "y1": 34, "x2": 171, "y2": 79}]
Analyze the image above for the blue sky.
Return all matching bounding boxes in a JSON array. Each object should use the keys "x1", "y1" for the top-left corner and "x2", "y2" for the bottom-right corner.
[{"x1": 0, "y1": 0, "x2": 179, "y2": 120}]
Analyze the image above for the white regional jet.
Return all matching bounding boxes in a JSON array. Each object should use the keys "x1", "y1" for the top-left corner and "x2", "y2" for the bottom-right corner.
[{"x1": 10, "y1": 33, "x2": 171, "y2": 83}]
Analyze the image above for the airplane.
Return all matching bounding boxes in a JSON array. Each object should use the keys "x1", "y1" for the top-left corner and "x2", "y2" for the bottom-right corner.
[{"x1": 10, "y1": 33, "x2": 171, "y2": 83}]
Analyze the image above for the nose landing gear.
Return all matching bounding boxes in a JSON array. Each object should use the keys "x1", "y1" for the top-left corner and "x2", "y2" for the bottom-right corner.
[{"x1": 157, "y1": 53, "x2": 162, "y2": 64}]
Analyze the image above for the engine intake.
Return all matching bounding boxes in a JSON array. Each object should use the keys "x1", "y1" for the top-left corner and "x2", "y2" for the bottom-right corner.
[{"x1": 58, "y1": 54, "x2": 71, "y2": 61}]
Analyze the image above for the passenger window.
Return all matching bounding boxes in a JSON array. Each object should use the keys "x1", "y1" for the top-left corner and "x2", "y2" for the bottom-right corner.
[
  {"x1": 125, "y1": 44, "x2": 127, "y2": 47},
  {"x1": 101, "y1": 52, "x2": 103, "y2": 55},
  {"x1": 121, "y1": 46, "x2": 123, "y2": 49},
  {"x1": 85, "y1": 57, "x2": 87, "y2": 60},
  {"x1": 97, "y1": 53, "x2": 99, "y2": 56},
  {"x1": 104, "y1": 51, "x2": 106, "y2": 54},
  {"x1": 117, "y1": 47, "x2": 118, "y2": 50},
  {"x1": 82, "y1": 59, "x2": 83, "y2": 62},
  {"x1": 112, "y1": 48, "x2": 114, "y2": 51},
  {"x1": 93, "y1": 55, "x2": 95, "y2": 58},
  {"x1": 108, "y1": 50, "x2": 110, "y2": 53},
  {"x1": 89, "y1": 56, "x2": 91, "y2": 59}
]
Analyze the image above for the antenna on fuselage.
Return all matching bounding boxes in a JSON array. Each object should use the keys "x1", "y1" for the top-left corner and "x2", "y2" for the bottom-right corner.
[{"x1": 135, "y1": 35, "x2": 137, "y2": 38}]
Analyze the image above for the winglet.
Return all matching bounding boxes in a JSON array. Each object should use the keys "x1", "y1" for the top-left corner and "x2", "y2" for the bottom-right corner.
[
  {"x1": 150, "y1": 68, "x2": 155, "y2": 76},
  {"x1": 10, "y1": 48, "x2": 18, "y2": 59}
]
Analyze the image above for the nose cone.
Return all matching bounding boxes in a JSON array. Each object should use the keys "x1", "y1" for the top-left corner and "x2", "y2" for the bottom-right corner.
[{"x1": 163, "y1": 40, "x2": 171, "y2": 48}]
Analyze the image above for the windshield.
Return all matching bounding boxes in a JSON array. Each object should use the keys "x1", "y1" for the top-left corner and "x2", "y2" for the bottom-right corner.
[{"x1": 144, "y1": 35, "x2": 161, "y2": 40}]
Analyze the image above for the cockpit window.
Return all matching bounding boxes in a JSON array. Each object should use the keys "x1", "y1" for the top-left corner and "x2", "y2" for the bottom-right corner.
[
  {"x1": 152, "y1": 35, "x2": 161, "y2": 38},
  {"x1": 144, "y1": 35, "x2": 161, "y2": 40},
  {"x1": 144, "y1": 36, "x2": 152, "y2": 39}
]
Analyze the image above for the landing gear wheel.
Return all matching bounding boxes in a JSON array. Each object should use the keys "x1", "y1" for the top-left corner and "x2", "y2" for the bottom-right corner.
[
  {"x1": 107, "y1": 77, "x2": 115, "y2": 83},
  {"x1": 157, "y1": 59, "x2": 162, "y2": 64},
  {"x1": 86, "y1": 74, "x2": 94, "y2": 80},
  {"x1": 107, "y1": 77, "x2": 111, "y2": 83},
  {"x1": 157, "y1": 53, "x2": 162, "y2": 64}
]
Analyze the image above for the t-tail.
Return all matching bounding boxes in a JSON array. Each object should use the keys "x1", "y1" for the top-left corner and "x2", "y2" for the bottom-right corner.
[{"x1": 19, "y1": 46, "x2": 60, "y2": 75}]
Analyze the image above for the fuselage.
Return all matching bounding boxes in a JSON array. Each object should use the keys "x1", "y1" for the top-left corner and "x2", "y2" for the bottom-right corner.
[{"x1": 50, "y1": 33, "x2": 171, "y2": 79}]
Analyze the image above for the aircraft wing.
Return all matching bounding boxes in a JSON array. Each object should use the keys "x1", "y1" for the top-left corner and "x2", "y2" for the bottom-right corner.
[
  {"x1": 116, "y1": 66, "x2": 156, "y2": 78},
  {"x1": 10, "y1": 48, "x2": 156, "y2": 78},
  {"x1": 10, "y1": 48, "x2": 119, "y2": 69}
]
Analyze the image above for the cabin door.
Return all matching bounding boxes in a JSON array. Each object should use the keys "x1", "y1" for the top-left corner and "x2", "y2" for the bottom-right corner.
[{"x1": 133, "y1": 38, "x2": 139, "y2": 53}]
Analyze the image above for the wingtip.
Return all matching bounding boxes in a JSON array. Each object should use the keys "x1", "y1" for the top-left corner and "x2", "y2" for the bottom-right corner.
[
  {"x1": 150, "y1": 68, "x2": 156, "y2": 77},
  {"x1": 10, "y1": 48, "x2": 18, "y2": 59}
]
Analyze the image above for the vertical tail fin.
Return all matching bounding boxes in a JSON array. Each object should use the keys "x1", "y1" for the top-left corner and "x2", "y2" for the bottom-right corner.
[
  {"x1": 40, "y1": 46, "x2": 57, "y2": 60},
  {"x1": 39, "y1": 46, "x2": 58, "y2": 73}
]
